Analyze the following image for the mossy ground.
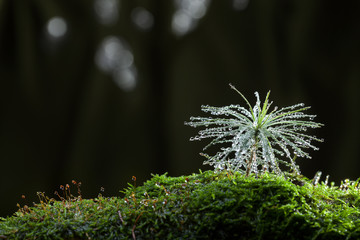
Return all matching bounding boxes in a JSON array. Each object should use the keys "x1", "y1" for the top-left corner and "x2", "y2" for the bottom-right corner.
[{"x1": 1, "y1": 170, "x2": 360, "y2": 239}]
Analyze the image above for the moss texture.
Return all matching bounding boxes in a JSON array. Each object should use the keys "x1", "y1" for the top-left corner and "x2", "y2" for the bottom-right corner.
[{"x1": 1, "y1": 170, "x2": 360, "y2": 239}]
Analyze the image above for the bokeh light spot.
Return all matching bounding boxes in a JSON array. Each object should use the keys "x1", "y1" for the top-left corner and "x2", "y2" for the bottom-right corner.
[
  {"x1": 114, "y1": 67, "x2": 137, "y2": 92},
  {"x1": 47, "y1": 17, "x2": 67, "y2": 38},
  {"x1": 95, "y1": 36, "x2": 137, "y2": 91},
  {"x1": 172, "y1": 0, "x2": 210, "y2": 36},
  {"x1": 131, "y1": 7, "x2": 154, "y2": 31},
  {"x1": 94, "y1": 0, "x2": 120, "y2": 25},
  {"x1": 233, "y1": 0, "x2": 249, "y2": 11},
  {"x1": 172, "y1": 10, "x2": 194, "y2": 36}
]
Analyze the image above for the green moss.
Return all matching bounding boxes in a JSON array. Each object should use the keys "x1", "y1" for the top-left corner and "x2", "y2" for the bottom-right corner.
[{"x1": 1, "y1": 171, "x2": 360, "y2": 239}]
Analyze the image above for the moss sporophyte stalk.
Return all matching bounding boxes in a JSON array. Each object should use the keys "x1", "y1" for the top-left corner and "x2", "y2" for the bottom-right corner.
[{"x1": 10, "y1": 84, "x2": 360, "y2": 240}]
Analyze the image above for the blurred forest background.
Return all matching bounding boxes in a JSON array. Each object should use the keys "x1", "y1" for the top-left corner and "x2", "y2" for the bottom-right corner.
[{"x1": 1, "y1": 0, "x2": 360, "y2": 216}]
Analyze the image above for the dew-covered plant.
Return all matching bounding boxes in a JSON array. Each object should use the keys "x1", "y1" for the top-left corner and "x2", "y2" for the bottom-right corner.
[{"x1": 185, "y1": 84, "x2": 323, "y2": 176}]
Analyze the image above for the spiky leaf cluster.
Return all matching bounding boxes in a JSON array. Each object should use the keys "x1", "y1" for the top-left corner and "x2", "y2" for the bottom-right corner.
[{"x1": 185, "y1": 84, "x2": 323, "y2": 176}]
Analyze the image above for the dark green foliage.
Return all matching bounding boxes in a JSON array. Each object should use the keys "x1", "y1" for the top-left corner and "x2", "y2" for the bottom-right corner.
[{"x1": 2, "y1": 171, "x2": 360, "y2": 239}]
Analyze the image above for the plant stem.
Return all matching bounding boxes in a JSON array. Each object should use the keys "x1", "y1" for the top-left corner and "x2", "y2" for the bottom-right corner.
[{"x1": 246, "y1": 139, "x2": 258, "y2": 176}]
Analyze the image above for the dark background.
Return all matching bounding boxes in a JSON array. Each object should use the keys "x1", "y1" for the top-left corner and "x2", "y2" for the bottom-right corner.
[{"x1": 1, "y1": 0, "x2": 360, "y2": 217}]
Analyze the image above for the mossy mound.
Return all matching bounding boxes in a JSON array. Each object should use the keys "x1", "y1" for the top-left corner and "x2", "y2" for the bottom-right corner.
[{"x1": 1, "y1": 170, "x2": 360, "y2": 239}]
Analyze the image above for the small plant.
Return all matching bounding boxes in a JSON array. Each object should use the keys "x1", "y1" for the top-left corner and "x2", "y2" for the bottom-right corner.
[{"x1": 185, "y1": 84, "x2": 323, "y2": 176}]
